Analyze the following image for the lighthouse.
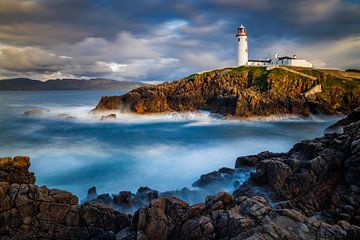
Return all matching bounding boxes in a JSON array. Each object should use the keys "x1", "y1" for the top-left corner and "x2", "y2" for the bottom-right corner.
[{"x1": 236, "y1": 24, "x2": 248, "y2": 66}]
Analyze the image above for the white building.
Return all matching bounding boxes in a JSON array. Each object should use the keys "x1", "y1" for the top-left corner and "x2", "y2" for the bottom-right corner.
[
  {"x1": 236, "y1": 24, "x2": 248, "y2": 66},
  {"x1": 236, "y1": 25, "x2": 312, "y2": 68}
]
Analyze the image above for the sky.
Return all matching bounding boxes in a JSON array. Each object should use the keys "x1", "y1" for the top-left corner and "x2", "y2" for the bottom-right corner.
[{"x1": 0, "y1": 0, "x2": 359, "y2": 81}]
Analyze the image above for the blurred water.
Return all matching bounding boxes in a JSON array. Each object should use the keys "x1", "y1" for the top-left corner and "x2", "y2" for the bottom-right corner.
[{"x1": 0, "y1": 90, "x2": 341, "y2": 199}]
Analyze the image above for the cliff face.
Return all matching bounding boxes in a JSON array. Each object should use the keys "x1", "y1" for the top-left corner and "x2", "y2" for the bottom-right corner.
[{"x1": 93, "y1": 67, "x2": 360, "y2": 117}]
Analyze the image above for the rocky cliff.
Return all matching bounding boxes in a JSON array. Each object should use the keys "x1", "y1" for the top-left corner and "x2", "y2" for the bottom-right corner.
[
  {"x1": 93, "y1": 67, "x2": 360, "y2": 117},
  {"x1": 1, "y1": 111, "x2": 360, "y2": 239}
]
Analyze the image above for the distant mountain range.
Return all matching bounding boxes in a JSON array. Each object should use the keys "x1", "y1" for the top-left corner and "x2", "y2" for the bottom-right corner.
[{"x1": 0, "y1": 78, "x2": 146, "y2": 91}]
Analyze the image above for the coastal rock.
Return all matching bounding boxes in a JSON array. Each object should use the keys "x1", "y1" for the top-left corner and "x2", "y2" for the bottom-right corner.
[
  {"x1": 101, "y1": 113, "x2": 117, "y2": 120},
  {"x1": 0, "y1": 156, "x2": 35, "y2": 184},
  {"x1": 131, "y1": 197, "x2": 189, "y2": 240},
  {"x1": 326, "y1": 107, "x2": 360, "y2": 133},
  {"x1": 87, "y1": 186, "x2": 98, "y2": 201},
  {"x1": 93, "y1": 67, "x2": 360, "y2": 118},
  {"x1": 234, "y1": 118, "x2": 360, "y2": 225},
  {"x1": 0, "y1": 156, "x2": 130, "y2": 240},
  {"x1": 235, "y1": 151, "x2": 285, "y2": 167},
  {"x1": 192, "y1": 167, "x2": 238, "y2": 188},
  {"x1": 120, "y1": 193, "x2": 352, "y2": 240},
  {"x1": 23, "y1": 109, "x2": 50, "y2": 116},
  {"x1": 86, "y1": 186, "x2": 159, "y2": 213}
]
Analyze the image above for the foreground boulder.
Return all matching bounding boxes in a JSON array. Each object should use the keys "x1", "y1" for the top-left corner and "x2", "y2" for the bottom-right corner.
[
  {"x1": 0, "y1": 157, "x2": 130, "y2": 240},
  {"x1": 118, "y1": 192, "x2": 358, "y2": 240}
]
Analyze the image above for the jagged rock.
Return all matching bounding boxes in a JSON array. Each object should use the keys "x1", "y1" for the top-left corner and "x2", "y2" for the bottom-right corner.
[
  {"x1": 0, "y1": 157, "x2": 130, "y2": 240},
  {"x1": 0, "y1": 156, "x2": 35, "y2": 184},
  {"x1": 234, "y1": 118, "x2": 360, "y2": 226},
  {"x1": 87, "y1": 186, "x2": 98, "y2": 201},
  {"x1": 87, "y1": 186, "x2": 159, "y2": 214},
  {"x1": 235, "y1": 151, "x2": 285, "y2": 167},
  {"x1": 114, "y1": 191, "x2": 133, "y2": 208},
  {"x1": 192, "y1": 167, "x2": 238, "y2": 188},
  {"x1": 205, "y1": 192, "x2": 235, "y2": 210},
  {"x1": 326, "y1": 107, "x2": 360, "y2": 133},
  {"x1": 131, "y1": 197, "x2": 188, "y2": 240},
  {"x1": 135, "y1": 186, "x2": 158, "y2": 202}
]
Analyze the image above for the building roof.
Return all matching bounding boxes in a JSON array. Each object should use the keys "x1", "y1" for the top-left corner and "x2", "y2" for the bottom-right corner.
[{"x1": 278, "y1": 56, "x2": 296, "y2": 60}]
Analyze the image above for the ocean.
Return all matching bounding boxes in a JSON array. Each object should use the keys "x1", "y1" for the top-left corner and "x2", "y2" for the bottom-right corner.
[{"x1": 0, "y1": 90, "x2": 341, "y2": 200}]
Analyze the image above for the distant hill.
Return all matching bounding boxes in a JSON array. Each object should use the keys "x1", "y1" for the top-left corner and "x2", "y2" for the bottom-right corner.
[{"x1": 0, "y1": 78, "x2": 146, "y2": 91}]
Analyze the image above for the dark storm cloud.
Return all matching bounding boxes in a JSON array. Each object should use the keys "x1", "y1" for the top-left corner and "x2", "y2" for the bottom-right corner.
[{"x1": 0, "y1": 0, "x2": 358, "y2": 80}]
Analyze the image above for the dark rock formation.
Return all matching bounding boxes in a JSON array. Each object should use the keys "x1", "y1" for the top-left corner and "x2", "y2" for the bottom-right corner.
[
  {"x1": 85, "y1": 186, "x2": 160, "y2": 214},
  {"x1": 93, "y1": 67, "x2": 360, "y2": 118},
  {"x1": 234, "y1": 111, "x2": 360, "y2": 227},
  {"x1": 119, "y1": 192, "x2": 358, "y2": 240},
  {"x1": 326, "y1": 107, "x2": 360, "y2": 133},
  {"x1": 192, "y1": 167, "x2": 240, "y2": 188},
  {"x1": 0, "y1": 156, "x2": 130, "y2": 240}
]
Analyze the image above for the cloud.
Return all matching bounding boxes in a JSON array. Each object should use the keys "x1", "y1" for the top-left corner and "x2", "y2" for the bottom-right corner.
[
  {"x1": 0, "y1": 0, "x2": 358, "y2": 80},
  {"x1": 0, "y1": 45, "x2": 73, "y2": 73}
]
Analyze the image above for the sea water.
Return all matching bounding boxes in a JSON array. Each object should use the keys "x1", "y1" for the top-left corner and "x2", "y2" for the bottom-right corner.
[{"x1": 0, "y1": 90, "x2": 341, "y2": 199}]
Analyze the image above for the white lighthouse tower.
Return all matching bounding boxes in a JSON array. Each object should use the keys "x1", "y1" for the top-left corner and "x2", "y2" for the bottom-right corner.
[{"x1": 236, "y1": 24, "x2": 248, "y2": 66}]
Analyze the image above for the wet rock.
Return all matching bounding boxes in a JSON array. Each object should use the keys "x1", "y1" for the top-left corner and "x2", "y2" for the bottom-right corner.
[
  {"x1": 131, "y1": 197, "x2": 188, "y2": 240},
  {"x1": 326, "y1": 107, "x2": 360, "y2": 133},
  {"x1": 250, "y1": 158, "x2": 293, "y2": 198},
  {"x1": 0, "y1": 158, "x2": 131, "y2": 239},
  {"x1": 0, "y1": 156, "x2": 35, "y2": 184},
  {"x1": 101, "y1": 113, "x2": 117, "y2": 120},
  {"x1": 176, "y1": 215, "x2": 215, "y2": 240},
  {"x1": 57, "y1": 113, "x2": 76, "y2": 120},
  {"x1": 233, "y1": 115, "x2": 360, "y2": 225},
  {"x1": 23, "y1": 109, "x2": 50, "y2": 116},
  {"x1": 113, "y1": 191, "x2": 133, "y2": 208},
  {"x1": 136, "y1": 186, "x2": 158, "y2": 202},
  {"x1": 87, "y1": 186, "x2": 98, "y2": 201},
  {"x1": 235, "y1": 151, "x2": 286, "y2": 167},
  {"x1": 205, "y1": 192, "x2": 235, "y2": 210},
  {"x1": 192, "y1": 167, "x2": 239, "y2": 188},
  {"x1": 88, "y1": 186, "x2": 159, "y2": 214}
]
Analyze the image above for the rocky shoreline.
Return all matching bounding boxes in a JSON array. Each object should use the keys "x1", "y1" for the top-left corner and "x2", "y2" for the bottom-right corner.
[
  {"x1": 1, "y1": 110, "x2": 360, "y2": 239},
  {"x1": 93, "y1": 67, "x2": 360, "y2": 118}
]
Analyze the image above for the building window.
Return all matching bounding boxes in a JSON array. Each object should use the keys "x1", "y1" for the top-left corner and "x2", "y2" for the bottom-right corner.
[
  {"x1": 245, "y1": 38, "x2": 247, "y2": 42},
  {"x1": 238, "y1": 38, "x2": 240, "y2": 42},
  {"x1": 246, "y1": 49, "x2": 248, "y2": 53}
]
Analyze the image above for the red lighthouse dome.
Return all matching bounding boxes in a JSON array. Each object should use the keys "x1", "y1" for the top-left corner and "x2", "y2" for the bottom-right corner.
[{"x1": 236, "y1": 24, "x2": 248, "y2": 37}]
